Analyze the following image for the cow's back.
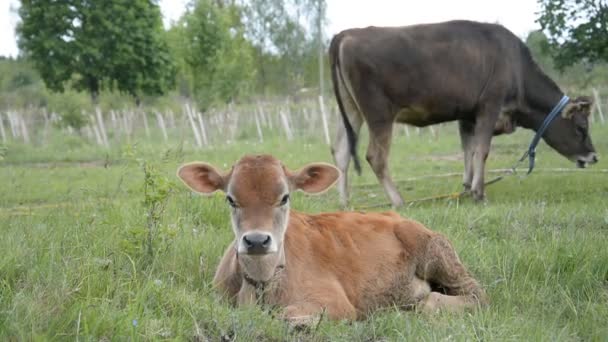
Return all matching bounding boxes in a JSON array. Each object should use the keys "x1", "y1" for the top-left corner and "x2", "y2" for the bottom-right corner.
[
  {"x1": 284, "y1": 211, "x2": 436, "y2": 313},
  {"x1": 333, "y1": 20, "x2": 527, "y2": 125}
]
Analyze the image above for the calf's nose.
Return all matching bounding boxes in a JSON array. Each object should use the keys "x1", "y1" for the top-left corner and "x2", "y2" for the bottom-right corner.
[
  {"x1": 591, "y1": 154, "x2": 598, "y2": 163},
  {"x1": 242, "y1": 233, "x2": 272, "y2": 255}
]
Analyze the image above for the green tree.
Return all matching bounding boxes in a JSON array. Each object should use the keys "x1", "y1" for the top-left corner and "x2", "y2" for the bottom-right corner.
[
  {"x1": 17, "y1": 0, "x2": 175, "y2": 103},
  {"x1": 0, "y1": 57, "x2": 47, "y2": 109},
  {"x1": 47, "y1": 90, "x2": 92, "y2": 131},
  {"x1": 171, "y1": 0, "x2": 255, "y2": 108},
  {"x1": 240, "y1": 0, "x2": 326, "y2": 94},
  {"x1": 537, "y1": 0, "x2": 608, "y2": 70}
]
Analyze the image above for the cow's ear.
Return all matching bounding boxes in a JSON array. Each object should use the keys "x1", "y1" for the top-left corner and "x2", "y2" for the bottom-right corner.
[
  {"x1": 177, "y1": 162, "x2": 226, "y2": 194},
  {"x1": 563, "y1": 96, "x2": 594, "y2": 119},
  {"x1": 289, "y1": 163, "x2": 340, "y2": 194}
]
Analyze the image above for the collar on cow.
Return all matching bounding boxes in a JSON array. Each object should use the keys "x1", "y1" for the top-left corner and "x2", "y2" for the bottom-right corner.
[
  {"x1": 519, "y1": 95, "x2": 570, "y2": 174},
  {"x1": 236, "y1": 251, "x2": 285, "y2": 304},
  {"x1": 241, "y1": 265, "x2": 285, "y2": 305}
]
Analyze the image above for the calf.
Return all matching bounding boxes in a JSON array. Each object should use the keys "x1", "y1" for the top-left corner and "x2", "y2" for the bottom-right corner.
[{"x1": 178, "y1": 155, "x2": 488, "y2": 325}]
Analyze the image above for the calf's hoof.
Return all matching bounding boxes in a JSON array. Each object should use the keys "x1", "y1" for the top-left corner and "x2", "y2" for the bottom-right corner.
[
  {"x1": 418, "y1": 292, "x2": 444, "y2": 315},
  {"x1": 284, "y1": 315, "x2": 319, "y2": 331}
]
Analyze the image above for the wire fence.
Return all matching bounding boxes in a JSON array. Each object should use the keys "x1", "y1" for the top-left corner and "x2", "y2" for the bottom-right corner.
[{"x1": 0, "y1": 88, "x2": 605, "y2": 148}]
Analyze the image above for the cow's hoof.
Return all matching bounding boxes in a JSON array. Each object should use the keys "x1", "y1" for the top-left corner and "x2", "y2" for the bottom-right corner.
[
  {"x1": 472, "y1": 191, "x2": 486, "y2": 202},
  {"x1": 391, "y1": 202, "x2": 405, "y2": 209}
]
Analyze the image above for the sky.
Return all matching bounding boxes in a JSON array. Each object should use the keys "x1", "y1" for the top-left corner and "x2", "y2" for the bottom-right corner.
[{"x1": 0, "y1": 0, "x2": 541, "y2": 58}]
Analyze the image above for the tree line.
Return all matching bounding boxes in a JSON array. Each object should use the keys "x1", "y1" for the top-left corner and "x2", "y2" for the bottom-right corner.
[
  {"x1": 3, "y1": 0, "x2": 607, "y2": 130},
  {"x1": 15, "y1": 0, "x2": 325, "y2": 109}
]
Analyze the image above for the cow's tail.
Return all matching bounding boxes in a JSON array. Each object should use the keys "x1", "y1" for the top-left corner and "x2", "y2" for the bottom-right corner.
[{"x1": 329, "y1": 33, "x2": 361, "y2": 175}]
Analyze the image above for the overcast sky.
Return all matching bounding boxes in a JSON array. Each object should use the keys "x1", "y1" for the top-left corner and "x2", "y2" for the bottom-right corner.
[{"x1": 0, "y1": 0, "x2": 541, "y2": 58}]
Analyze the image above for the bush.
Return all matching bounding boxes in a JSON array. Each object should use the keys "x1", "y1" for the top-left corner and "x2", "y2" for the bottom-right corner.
[{"x1": 47, "y1": 90, "x2": 92, "y2": 131}]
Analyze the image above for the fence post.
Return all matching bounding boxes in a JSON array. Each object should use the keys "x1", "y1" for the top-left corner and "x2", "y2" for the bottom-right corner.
[
  {"x1": 254, "y1": 110, "x2": 264, "y2": 143},
  {"x1": 155, "y1": 111, "x2": 168, "y2": 142},
  {"x1": 403, "y1": 125, "x2": 410, "y2": 139},
  {"x1": 184, "y1": 103, "x2": 202, "y2": 148},
  {"x1": 18, "y1": 113, "x2": 30, "y2": 144},
  {"x1": 89, "y1": 113, "x2": 104, "y2": 146},
  {"x1": 95, "y1": 107, "x2": 109, "y2": 147},
  {"x1": 121, "y1": 110, "x2": 132, "y2": 141},
  {"x1": 141, "y1": 109, "x2": 150, "y2": 138},
  {"x1": 318, "y1": 95, "x2": 331, "y2": 145},
  {"x1": 196, "y1": 110, "x2": 209, "y2": 146},
  {"x1": 429, "y1": 125, "x2": 436, "y2": 140},
  {"x1": 42, "y1": 108, "x2": 50, "y2": 145},
  {"x1": 110, "y1": 110, "x2": 118, "y2": 132},
  {"x1": 0, "y1": 112, "x2": 6, "y2": 143},
  {"x1": 279, "y1": 109, "x2": 293, "y2": 141},
  {"x1": 167, "y1": 110, "x2": 176, "y2": 129},
  {"x1": 592, "y1": 88, "x2": 605, "y2": 125},
  {"x1": 8, "y1": 111, "x2": 19, "y2": 138}
]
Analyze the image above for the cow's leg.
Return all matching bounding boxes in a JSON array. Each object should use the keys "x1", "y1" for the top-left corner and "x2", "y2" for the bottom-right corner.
[
  {"x1": 331, "y1": 107, "x2": 363, "y2": 208},
  {"x1": 417, "y1": 235, "x2": 488, "y2": 314},
  {"x1": 458, "y1": 120, "x2": 475, "y2": 191},
  {"x1": 470, "y1": 107, "x2": 500, "y2": 201},
  {"x1": 366, "y1": 122, "x2": 405, "y2": 207}
]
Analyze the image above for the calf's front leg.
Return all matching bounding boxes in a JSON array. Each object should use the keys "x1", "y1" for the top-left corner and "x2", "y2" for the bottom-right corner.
[{"x1": 282, "y1": 283, "x2": 357, "y2": 327}]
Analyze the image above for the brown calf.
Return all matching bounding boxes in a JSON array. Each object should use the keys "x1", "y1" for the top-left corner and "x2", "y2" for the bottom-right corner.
[{"x1": 178, "y1": 155, "x2": 487, "y2": 325}]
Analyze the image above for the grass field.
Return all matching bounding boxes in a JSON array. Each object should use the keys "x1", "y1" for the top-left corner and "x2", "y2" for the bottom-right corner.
[{"x1": 1, "y1": 121, "x2": 607, "y2": 341}]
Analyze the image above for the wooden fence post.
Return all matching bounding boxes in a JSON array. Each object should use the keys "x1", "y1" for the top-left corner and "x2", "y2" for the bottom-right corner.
[
  {"x1": 184, "y1": 103, "x2": 202, "y2": 148},
  {"x1": 141, "y1": 109, "x2": 150, "y2": 138},
  {"x1": 42, "y1": 108, "x2": 50, "y2": 145},
  {"x1": 18, "y1": 113, "x2": 30, "y2": 144},
  {"x1": 592, "y1": 88, "x2": 605, "y2": 125},
  {"x1": 155, "y1": 111, "x2": 168, "y2": 142},
  {"x1": 89, "y1": 114, "x2": 104, "y2": 146},
  {"x1": 195, "y1": 110, "x2": 209, "y2": 146},
  {"x1": 8, "y1": 111, "x2": 19, "y2": 138},
  {"x1": 95, "y1": 108, "x2": 109, "y2": 147},
  {"x1": 254, "y1": 110, "x2": 264, "y2": 143},
  {"x1": 279, "y1": 109, "x2": 293, "y2": 141},
  {"x1": 0, "y1": 112, "x2": 6, "y2": 143},
  {"x1": 318, "y1": 95, "x2": 331, "y2": 145}
]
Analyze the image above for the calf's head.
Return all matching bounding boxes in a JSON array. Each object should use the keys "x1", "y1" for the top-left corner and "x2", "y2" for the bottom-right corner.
[
  {"x1": 177, "y1": 155, "x2": 340, "y2": 280},
  {"x1": 543, "y1": 96, "x2": 598, "y2": 168}
]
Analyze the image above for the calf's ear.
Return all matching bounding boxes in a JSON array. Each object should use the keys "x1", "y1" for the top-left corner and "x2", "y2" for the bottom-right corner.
[
  {"x1": 177, "y1": 162, "x2": 226, "y2": 194},
  {"x1": 289, "y1": 163, "x2": 340, "y2": 194}
]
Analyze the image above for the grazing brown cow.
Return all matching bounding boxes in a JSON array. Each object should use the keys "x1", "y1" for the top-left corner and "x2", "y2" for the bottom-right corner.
[
  {"x1": 330, "y1": 20, "x2": 598, "y2": 207},
  {"x1": 177, "y1": 155, "x2": 487, "y2": 325}
]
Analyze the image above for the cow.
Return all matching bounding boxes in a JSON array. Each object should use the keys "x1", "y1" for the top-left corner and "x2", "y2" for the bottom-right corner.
[
  {"x1": 177, "y1": 154, "x2": 488, "y2": 326},
  {"x1": 329, "y1": 20, "x2": 598, "y2": 207}
]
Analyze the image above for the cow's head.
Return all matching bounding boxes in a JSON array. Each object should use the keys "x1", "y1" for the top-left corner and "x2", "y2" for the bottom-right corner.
[
  {"x1": 542, "y1": 96, "x2": 598, "y2": 168},
  {"x1": 177, "y1": 155, "x2": 340, "y2": 281}
]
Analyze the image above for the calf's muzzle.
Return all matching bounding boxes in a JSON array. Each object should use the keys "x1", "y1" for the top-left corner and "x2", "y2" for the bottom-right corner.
[{"x1": 242, "y1": 232, "x2": 273, "y2": 255}]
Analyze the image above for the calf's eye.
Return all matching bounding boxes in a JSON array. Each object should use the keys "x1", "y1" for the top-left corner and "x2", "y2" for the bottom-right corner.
[
  {"x1": 280, "y1": 194, "x2": 290, "y2": 206},
  {"x1": 226, "y1": 195, "x2": 237, "y2": 208}
]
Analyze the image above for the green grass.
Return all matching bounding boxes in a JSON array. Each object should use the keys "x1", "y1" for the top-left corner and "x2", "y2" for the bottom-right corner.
[{"x1": 1, "y1": 122, "x2": 607, "y2": 341}]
